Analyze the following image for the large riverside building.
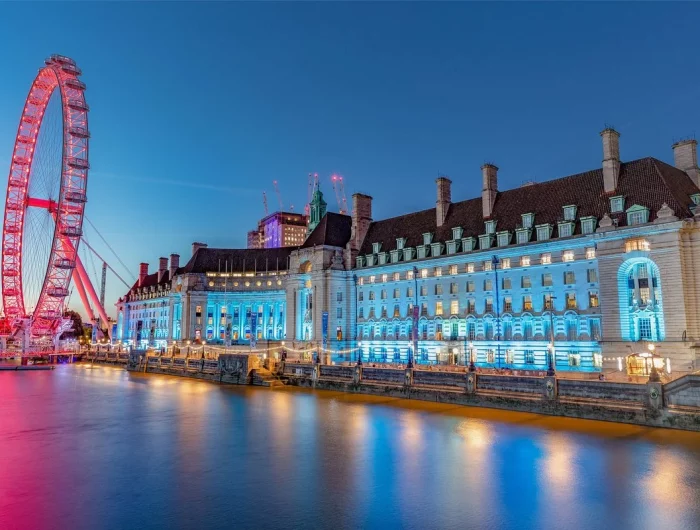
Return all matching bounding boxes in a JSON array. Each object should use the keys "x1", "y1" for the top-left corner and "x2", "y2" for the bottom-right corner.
[
  {"x1": 116, "y1": 130, "x2": 700, "y2": 373},
  {"x1": 247, "y1": 211, "x2": 308, "y2": 249}
]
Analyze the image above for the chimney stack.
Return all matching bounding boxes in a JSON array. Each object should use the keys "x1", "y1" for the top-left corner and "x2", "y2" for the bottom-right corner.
[
  {"x1": 601, "y1": 128, "x2": 621, "y2": 193},
  {"x1": 169, "y1": 253, "x2": 180, "y2": 280},
  {"x1": 158, "y1": 257, "x2": 168, "y2": 282},
  {"x1": 672, "y1": 139, "x2": 700, "y2": 187},
  {"x1": 436, "y1": 177, "x2": 452, "y2": 227},
  {"x1": 481, "y1": 164, "x2": 498, "y2": 218},
  {"x1": 138, "y1": 263, "x2": 148, "y2": 287},
  {"x1": 192, "y1": 241, "x2": 208, "y2": 257},
  {"x1": 346, "y1": 193, "x2": 373, "y2": 268}
]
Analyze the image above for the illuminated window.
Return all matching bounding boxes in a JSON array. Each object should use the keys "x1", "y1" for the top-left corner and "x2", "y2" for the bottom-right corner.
[
  {"x1": 467, "y1": 263, "x2": 475, "y2": 273},
  {"x1": 421, "y1": 268, "x2": 429, "y2": 278},
  {"x1": 449, "y1": 264, "x2": 458, "y2": 275},
  {"x1": 566, "y1": 292, "x2": 577, "y2": 309},
  {"x1": 393, "y1": 288, "x2": 400, "y2": 298},
  {"x1": 585, "y1": 247, "x2": 596, "y2": 259},
  {"x1": 450, "y1": 282, "x2": 458, "y2": 294},
  {"x1": 564, "y1": 271, "x2": 576, "y2": 284},
  {"x1": 485, "y1": 297, "x2": 493, "y2": 313},
  {"x1": 435, "y1": 284, "x2": 443, "y2": 295},
  {"x1": 568, "y1": 352, "x2": 581, "y2": 366},
  {"x1": 541, "y1": 253, "x2": 551, "y2": 265},
  {"x1": 521, "y1": 256, "x2": 530, "y2": 267},
  {"x1": 466, "y1": 281, "x2": 475, "y2": 293},
  {"x1": 522, "y1": 275, "x2": 531, "y2": 288},
  {"x1": 434, "y1": 267, "x2": 442, "y2": 277},
  {"x1": 369, "y1": 276, "x2": 376, "y2": 284},
  {"x1": 542, "y1": 273, "x2": 553, "y2": 286},
  {"x1": 589, "y1": 291, "x2": 599, "y2": 308},
  {"x1": 359, "y1": 277, "x2": 364, "y2": 286},
  {"x1": 450, "y1": 300, "x2": 459, "y2": 315},
  {"x1": 543, "y1": 293, "x2": 553, "y2": 310},
  {"x1": 484, "y1": 279, "x2": 493, "y2": 291},
  {"x1": 501, "y1": 258, "x2": 511, "y2": 269},
  {"x1": 523, "y1": 295, "x2": 533, "y2": 311},
  {"x1": 420, "y1": 286, "x2": 427, "y2": 296},
  {"x1": 407, "y1": 269, "x2": 414, "y2": 280},
  {"x1": 393, "y1": 272, "x2": 400, "y2": 281},
  {"x1": 435, "y1": 301, "x2": 443, "y2": 316},
  {"x1": 625, "y1": 238, "x2": 650, "y2": 252},
  {"x1": 562, "y1": 250, "x2": 575, "y2": 262},
  {"x1": 381, "y1": 274, "x2": 388, "y2": 283},
  {"x1": 484, "y1": 260, "x2": 493, "y2": 271}
]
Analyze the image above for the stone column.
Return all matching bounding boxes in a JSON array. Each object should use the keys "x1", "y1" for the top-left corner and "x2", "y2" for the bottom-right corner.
[{"x1": 543, "y1": 376, "x2": 557, "y2": 400}]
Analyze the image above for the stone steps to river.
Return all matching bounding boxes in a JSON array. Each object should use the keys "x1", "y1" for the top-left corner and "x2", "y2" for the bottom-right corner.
[{"x1": 251, "y1": 368, "x2": 285, "y2": 387}]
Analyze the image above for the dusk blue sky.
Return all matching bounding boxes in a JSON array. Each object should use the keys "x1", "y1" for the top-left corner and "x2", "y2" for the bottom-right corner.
[{"x1": 1, "y1": 2, "x2": 700, "y2": 318}]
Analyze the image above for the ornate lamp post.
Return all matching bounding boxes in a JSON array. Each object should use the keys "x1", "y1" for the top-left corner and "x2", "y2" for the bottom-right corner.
[
  {"x1": 468, "y1": 340, "x2": 476, "y2": 372},
  {"x1": 408, "y1": 266, "x2": 419, "y2": 369},
  {"x1": 357, "y1": 340, "x2": 363, "y2": 366},
  {"x1": 546, "y1": 296, "x2": 556, "y2": 376},
  {"x1": 492, "y1": 255, "x2": 501, "y2": 368}
]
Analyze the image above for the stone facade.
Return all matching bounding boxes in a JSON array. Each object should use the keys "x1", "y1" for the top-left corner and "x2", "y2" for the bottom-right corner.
[{"x1": 117, "y1": 129, "x2": 700, "y2": 374}]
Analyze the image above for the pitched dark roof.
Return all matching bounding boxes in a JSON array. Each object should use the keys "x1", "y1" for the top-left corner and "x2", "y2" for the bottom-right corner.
[
  {"x1": 359, "y1": 157, "x2": 699, "y2": 255},
  {"x1": 123, "y1": 270, "x2": 171, "y2": 299},
  {"x1": 182, "y1": 247, "x2": 297, "y2": 274},
  {"x1": 302, "y1": 212, "x2": 352, "y2": 249}
]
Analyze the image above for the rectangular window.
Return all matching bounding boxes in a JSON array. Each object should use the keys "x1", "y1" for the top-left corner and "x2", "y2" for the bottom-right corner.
[
  {"x1": 369, "y1": 291, "x2": 375, "y2": 300},
  {"x1": 336, "y1": 292, "x2": 343, "y2": 302},
  {"x1": 336, "y1": 307, "x2": 343, "y2": 318},
  {"x1": 359, "y1": 277, "x2": 365, "y2": 286},
  {"x1": 393, "y1": 304, "x2": 401, "y2": 318},
  {"x1": 524, "y1": 350, "x2": 535, "y2": 364},
  {"x1": 392, "y1": 288, "x2": 399, "y2": 298},
  {"x1": 485, "y1": 297, "x2": 493, "y2": 313},
  {"x1": 542, "y1": 273, "x2": 553, "y2": 287},
  {"x1": 435, "y1": 301, "x2": 443, "y2": 316},
  {"x1": 625, "y1": 239, "x2": 650, "y2": 252},
  {"x1": 593, "y1": 353, "x2": 603, "y2": 368},
  {"x1": 485, "y1": 220, "x2": 497, "y2": 234},
  {"x1": 523, "y1": 295, "x2": 533, "y2": 311},
  {"x1": 582, "y1": 219, "x2": 595, "y2": 235},
  {"x1": 522, "y1": 213, "x2": 534, "y2": 228},
  {"x1": 484, "y1": 260, "x2": 493, "y2": 271},
  {"x1": 406, "y1": 287, "x2": 413, "y2": 298},
  {"x1": 435, "y1": 284, "x2": 443, "y2": 295},
  {"x1": 589, "y1": 319, "x2": 602, "y2": 340},
  {"x1": 486, "y1": 350, "x2": 495, "y2": 363},
  {"x1": 497, "y1": 232, "x2": 510, "y2": 247},
  {"x1": 484, "y1": 279, "x2": 493, "y2": 291},
  {"x1": 369, "y1": 275, "x2": 376, "y2": 284},
  {"x1": 502, "y1": 277, "x2": 511, "y2": 289},
  {"x1": 566, "y1": 292, "x2": 577, "y2": 309},
  {"x1": 420, "y1": 286, "x2": 427, "y2": 296},
  {"x1": 610, "y1": 196, "x2": 624, "y2": 213},
  {"x1": 501, "y1": 257, "x2": 511, "y2": 269},
  {"x1": 450, "y1": 300, "x2": 459, "y2": 315},
  {"x1": 450, "y1": 282, "x2": 458, "y2": 294},
  {"x1": 466, "y1": 281, "x2": 475, "y2": 293},
  {"x1": 381, "y1": 274, "x2": 388, "y2": 283},
  {"x1": 523, "y1": 321, "x2": 532, "y2": 340},
  {"x1": 505, "y1": 349, "x2": 514, "y2": 363},
  {"x1": 559, "y1": 223, "x2": 572, "y2": 238},
  {"x1": 393, "y1": 272, "x2": 400, "y2": 281},
  {"x1": 434, "y1": 267, "x2": 442, "y2": 277},
  {"x1": 522, "y1": 275, "x2": 532, "y2": 288},
  {"x1": 628, "y1": 210, "x2": 648, "y2": 225},
  {"x1": 564, "y1": 271, "x2": 576, "y2": 284},
  {"x1": 585, "y1": 247, "x2": 596, "y2": 259},
  {"x1": 562, "y1": 250, "x2": 575, "y2": 262},
  {"x1": 541, "y1": 253, "x2": 551, "y2": 265},
  {"x1": 421, "y1": 268, "x2": 428, "y2": 278},
  {"x1": 543, "y1": 293, "x2": 553, "y2": 310},
  {"x1": 449, "y1": 264, "x2": 458, "y2": 275},
  {"x1": 407, "y1": 269, "x2": 414, "y2": 280},
  {"x1": 358, "y1": 308, "x2": 364, "y2": 318},
  {"x1": 467, "y1": 299, "x2": 476, "y2": 314},
  {"x1": 381, "y1": 290, "x2": 388, "y2": 300},
  {"x1": 563, "y1": 205, "x2": 577, "y2": 221},
  {"x1": 589, "y1": 291, "x2": 599, "y2": 308},
  {"x1": 521, "y1": 255, "x2": 530, "y2": 267},
  {"x1": 467, "y1": 263, "x2": 475, "y2": 273},
  {"x1": 504, "y1": 297, "x2": 512, "y2": 312},
  {"x1": 639, "y1": 318, "x2": 652, "y2": 339},
  {"x1": 516, "y1": 230, "x2": 529, "y2": 244},
  {"x1": 587, "y1": 269, "x2": 598, "y2": 283},
  {"x1": 568, "y1": 352, "x2": 581, "y2": 367}
]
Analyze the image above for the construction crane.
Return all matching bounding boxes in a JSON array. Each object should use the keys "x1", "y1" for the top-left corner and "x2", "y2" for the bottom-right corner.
[
  {"x1": 272, "y1": 180, "x2": 284, "y2": 210},
  {"x1": 305, "y1": 173, "x2": 316, "y2": 217},
  {"x1": 331, "y1": 173, "x2": 349, "y2": 215},
  {"x1": 262, "y1": 191, "x2": 268, "y2": 216}
]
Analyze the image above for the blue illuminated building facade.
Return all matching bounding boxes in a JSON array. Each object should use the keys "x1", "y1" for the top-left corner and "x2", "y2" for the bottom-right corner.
[{"x1": 117, "y1": 131, "x2": 700, "y2": 373}]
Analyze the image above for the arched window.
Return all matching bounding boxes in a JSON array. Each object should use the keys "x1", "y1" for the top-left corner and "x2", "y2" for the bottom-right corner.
[{"x1": 618, "y1": 259, "x2": 665, "y2": 341}]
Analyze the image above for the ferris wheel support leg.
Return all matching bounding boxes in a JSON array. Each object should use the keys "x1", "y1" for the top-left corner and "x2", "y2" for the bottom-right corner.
[
  {"x1": 74, "y1": 255, "x2": 112, "y2": 340},
  {"x1": 71, "y1": 267, "x2": 96, "y2": 324}
]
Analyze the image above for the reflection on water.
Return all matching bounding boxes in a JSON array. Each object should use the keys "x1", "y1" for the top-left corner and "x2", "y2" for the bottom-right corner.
[{"x1": 1, "y1": 365, "x2": 699, "y2": 530}]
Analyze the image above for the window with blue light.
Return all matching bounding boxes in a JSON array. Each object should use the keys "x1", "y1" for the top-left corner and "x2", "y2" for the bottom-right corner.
[{"x1": 627, "y1": 207, "x2": 649, "y2": 225}]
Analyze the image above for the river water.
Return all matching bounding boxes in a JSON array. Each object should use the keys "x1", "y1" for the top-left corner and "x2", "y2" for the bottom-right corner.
[{"x1": 0, "y1": 365, "x2": 699, "y2": 530}]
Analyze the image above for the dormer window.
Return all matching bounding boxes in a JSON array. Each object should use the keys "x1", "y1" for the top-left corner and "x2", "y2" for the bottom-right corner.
[
  {"x1": 430, "y1": 242, "x2": 444, "y2": 257},
  {"x1": 485, "y1": 220, "x2": 497, "y2": 234},
  {"x1": 516, "y1": 227, "x2": 531, "y2": 245},
  {"x1": 422, "y1": 233, "x2": 433, "y2": 245},
  {"x1": 356, "y1": 256, "x2": 366, "y2": 268},
  {"x1": 446, "y1": 240, "x2": 459, "y2": 255},
  {"x1": 521, "y1": 213, "x2": 534, "y2": 229},
  {"x1": 396, "y1": 238, "x2": 406, "y2": 250},
  {"x1": 479, "y1": 234, "x2": 493, "y2": 250},
  {"x1": 366, "y1": 254, "x2": 375, "y2": 267},
  {"x1": 452, "y1": 226, "x2": 463, "y2": 240},
  {"x1": 372, "y1": 242, "x2": 381, "y2": 254},
  {"x1": 692, "y1": 194, "x2": 700, "y2": 206},
  {"x1": 563, "y1": 205, "x2": 577, "y2": 221},
  {"x1": 461, "y1": 237, "x2": 476, "y2": 252},
  {"x1": 626, "y1": 205, "x2": 649, "y2": 226},
  {"x1": 536, "y1": 224, "x2": 552, "y2": 242},
  {"x1": 496, "y1": 231, "x2": 511, "y2": 247},
  {"x1": 581, "y1": 216, "x2": 596, "y2": 235},
  {"x1": 610, "y1": 196, "x2": 624, "y2": 213},
  {"x1": 558, "y1": 221, "x2": 574, "y2": 238}
]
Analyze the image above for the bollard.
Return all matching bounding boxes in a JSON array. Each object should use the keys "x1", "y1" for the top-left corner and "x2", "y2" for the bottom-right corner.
[
  {"x1": 404, "y1": 367, "x2": 413, "y2": 387},
  {"x1": 466, "y1": 372, "x2": 477, "y2": 394},
  {"x1": 312, "y1": 364, "x2": 319, "y2": 387},
  {"x1": 543, "y1": 376, "x2": 557, "y2": 400}
]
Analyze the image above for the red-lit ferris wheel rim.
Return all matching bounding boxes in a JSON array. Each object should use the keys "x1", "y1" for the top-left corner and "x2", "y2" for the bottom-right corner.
[{"x1": 1, "y1": 55, "x2": 89, "y2": 336}]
